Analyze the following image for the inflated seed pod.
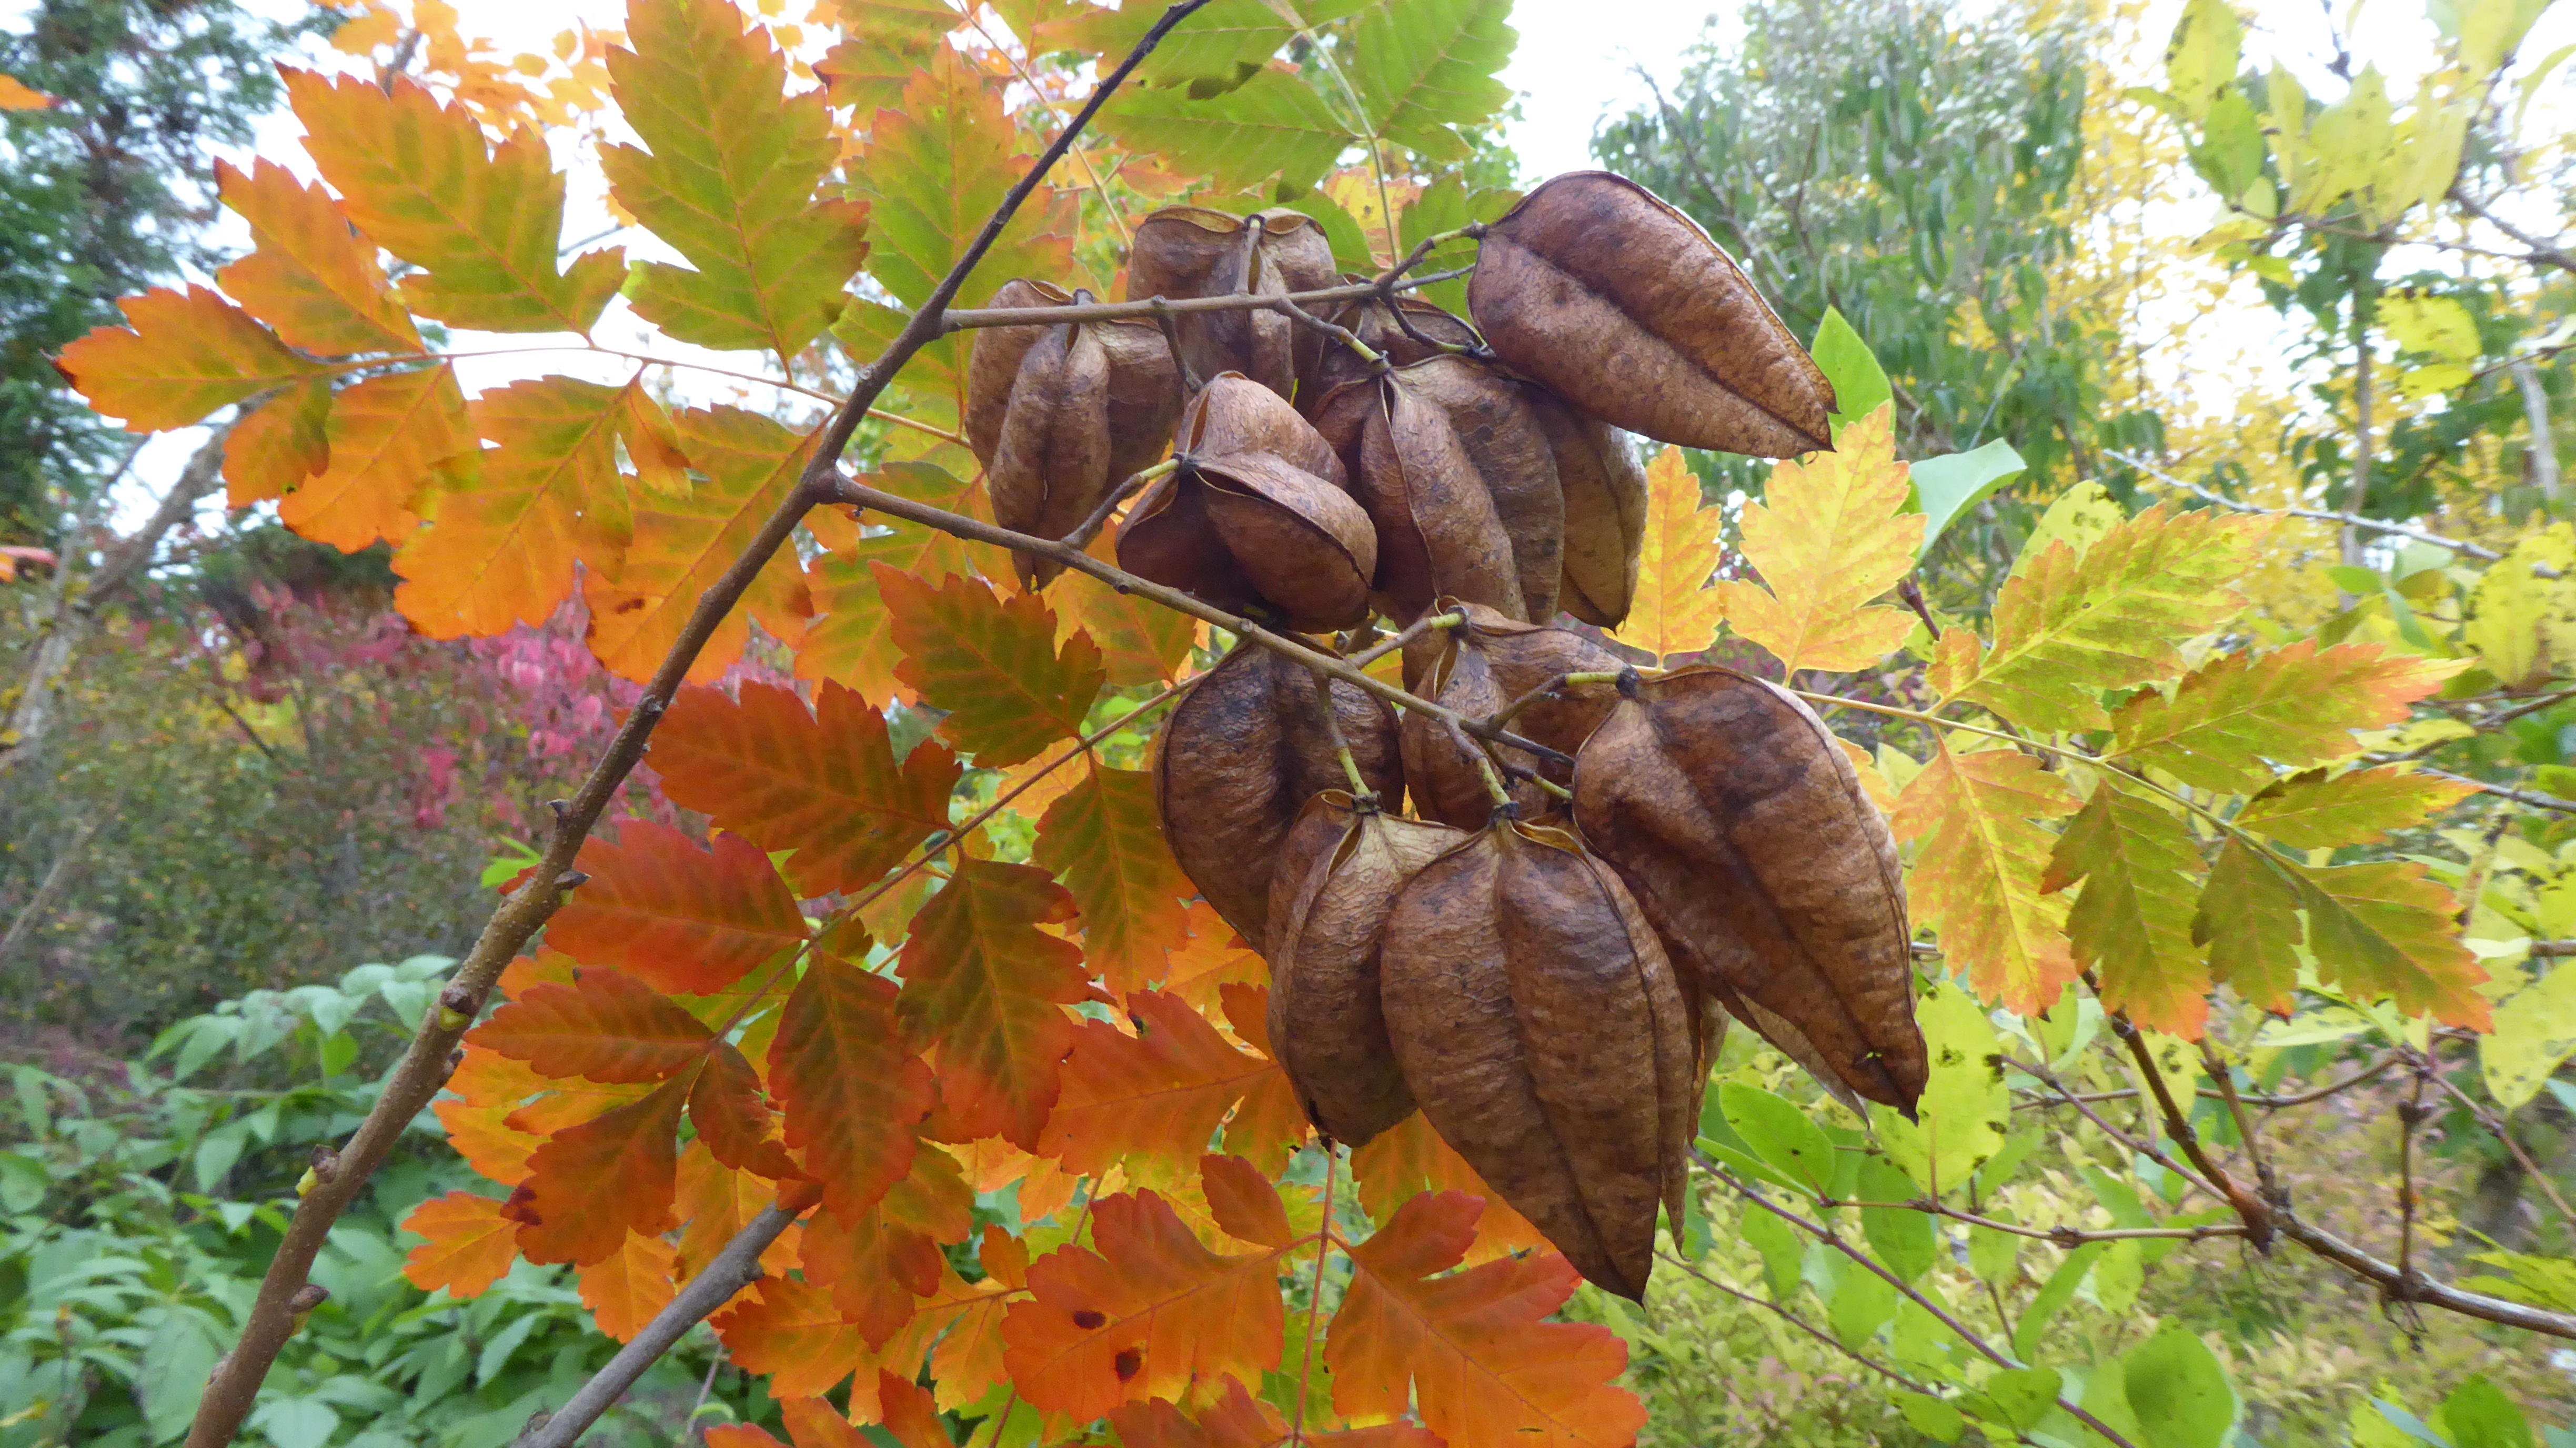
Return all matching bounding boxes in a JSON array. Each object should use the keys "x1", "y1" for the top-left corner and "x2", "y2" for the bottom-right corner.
[
  {"x1": 1116, "y1": 374, "x2": 1378, "y2": 630},
  {"x1": 1125, "y1": 207, "x2": 1339, "y2": 401},
  {"x1": 1527, "y1": 397, "x2": 1649, "y2": 628},
  {"x1": 1469, "y1": 171, "x2": 1835, "y2": 458},
  {"x1": 1152, "y1": 639, "x2": 1402, "y2": 949},
  {"x1": 1398, "y1": 602, "x2": 1626, "y2": 828},
  {"x1": 1298, "y1": 288, "x2": 1483, "y2": 412},
  {"x1": 1263, "y1": 791, "x2": 1465, "y2": 1147},
  {"x1": 1378, "y1": 819, "x2": 1696, "y2": 1301},
  {"x1": 963, "y1": 279, "x2": 1181, "y2": 587},
  {"x1": 1571, "y1": 665, "x2": 1927, "y2": 1111}
]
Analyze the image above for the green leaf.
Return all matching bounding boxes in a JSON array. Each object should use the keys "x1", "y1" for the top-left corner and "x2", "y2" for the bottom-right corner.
[
  {"x1": 1718, "y1": 1083, "x2": 1837, "y2": 1195},
  {"x1": 602, "y1": 0, "x2": 870, "y2": 358},
  {"x1": 1096, "y1": 68, "x2": 1355, "y2": 199},
  {"x1": 1277, "y1": 190, "x2": 1379, "y2": 274},
  {"x1": 2384, "y1": 289, "x2": 2482, "y2": 363},
  {"x1": 1860, "y1": 1156, "x2": 1936, "y2": 1283},
  {"x1": 2009, "y1": 1241, "x2": 2105, "y2": 1363},
  {"x1": 852, "y1": 50, "x2": 1076, "y2": 311},
  {"x1": 1396, "y1": 171, "x2": 1518, "y2": 313},
  {"x1": 1870, "y1": 978, "x2": 2008, "y2": 1198},
  {"x1": 1899, "y1": 1394, "x2": 1966, "y2": 1443},
  {"x1": 2163, "y1": 0, "x2": 2242, "y2": 123},
  {"x1": 2194, "y1": 836, "x2": 2307, "y2": 1015},
  {"x1": 2121, "y1": 1329, "x2": 2238, "y2": 1448},
  {"x1": 1936, "y1": 503, "x2": 2257, "y2": 731},
  {"x1": 1968, "y1": 1367, "x2": 2062, "y2": 1431},
  {"x1": 1345, "y1": 0, "x2": 1516, "y2": 161},
  {"x1": 1826, "y1": 1253, "x2": 1899, "y2": 1349},
  {"x1": 2482, "y1": 962, "x2": 2576, "y2": 1109},
  {"x1": 2461, "y1": 1248, "x2": 2576, "y2": 1313},
  {"x1": 2236, "y1": 766, "x2": 2479, "y2": 849},
  {"x1": 1911, "y1": 440, "x2": 2028, "y2": 558},
  {"x1": 2007, "y1": 480, "x2": 2125, "y2": 580},
  {"x1": 2042, "y1": 779, "x2": 2211, "y2": 1038},
  {"x1": 1812, "y1": 307, "x2": 1892, "y2": 429},
  {"x1": 2110, "y1": 641, "x2": 2466, "y2": 793},
  {"x1": 1050, "y1": 0, "x2": 1303, "y2": 84},
  {"x1": 1967, "y1": 1207, "x2": 2020, "y2": 1282},
  {"x1": 2435, "y1": 1375, "x2": 2533, "y2": 1448},
  {"x1": 1740, "y1": 1200, "x2": 1806, "y2": 1299},
  {"x1": 2295, "y1": 858, "x2": 2492, "y2": 1031}
]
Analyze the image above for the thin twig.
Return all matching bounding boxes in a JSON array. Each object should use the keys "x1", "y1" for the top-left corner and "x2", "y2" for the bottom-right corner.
[
  {"x1": 2418, "y1": 766, "x2": 2576, "y2": 815},
  {"x1": 179, "y1": 6, "x2": 1220, "y2": 1443},
  {"x1": 2107, "y1": 448, "x2": 2502, "y2": 561}
]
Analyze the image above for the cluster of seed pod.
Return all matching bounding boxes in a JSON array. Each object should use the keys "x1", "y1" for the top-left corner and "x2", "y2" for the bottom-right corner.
[{"x1": 968, "y1": 171, "x2": 1928, "y2": 1300}]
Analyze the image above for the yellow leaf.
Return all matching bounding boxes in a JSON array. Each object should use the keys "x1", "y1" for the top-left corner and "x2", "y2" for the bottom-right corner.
[
  {"x1": 1609, "y1": 445, "x2": 1723, "y2": 663},
  {"x1": 2483, "y1": 962, "x2": 2576, "y2": 1109},
  {"x1": 1713, "y1": 403, "x2": 1922, "y2": 675},
  {"x1": 1892, "y1": 740, "x2": 2080, "y2": 1015}
]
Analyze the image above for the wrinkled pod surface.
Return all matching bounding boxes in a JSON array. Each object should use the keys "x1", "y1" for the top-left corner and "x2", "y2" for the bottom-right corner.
[
  {"x1": 1125, "y1": 206, "x2": 1337, "y2": 402},
  {"x1": 1379, "y1": 818, "x2": 1696, "y2": 1301},
  {"x1": 1400, "y1": 602, "x2": 1626, "y2": 828}
]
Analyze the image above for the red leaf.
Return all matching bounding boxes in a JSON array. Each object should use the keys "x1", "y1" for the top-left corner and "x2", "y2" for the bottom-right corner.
[
  {"x1": 1328, "y1": 1191, "x2": 1642, "y2": 1448},
  {"x1": 895, "y1": 860, "x2": 1090, "y2": 1150},
  {"x1": 400, "y1": 1191, "x2": 519, "y2": 1298},
  {"x1": 1041, "y1": 990, "x2": 1286, "y2": 1178},
  {"x1": 689, "y1": 1041, "x2": 804, "y2": 1179},
  {"x1": 769, "y1": 954, "x2": 938, "y2": 1218},
  {"x1": 475, "y1": 968, "x2": 711, "y2": 1081},
  {"x1": 548, "y1": 821, "x2": 810, "y2": 993},
  {"x1": 880, "y1": 565, "x2": 1105, "y2": 767},
  {"x1": 797, "y1": 1142, "x2": 971, "y2": 1349},
  {"x1": 653, "y1": 679, "x2": 961, "y2": 898},
  {"x1": 508, "y1": 1069, "x2": 695, "y2": 1265},
  {"x1": 877, "y1": 1371, "x2": 952, "y2": 1448},
  {"x1": 1001, "y1": 1189, "x2": 1289, "y2": 1419}
]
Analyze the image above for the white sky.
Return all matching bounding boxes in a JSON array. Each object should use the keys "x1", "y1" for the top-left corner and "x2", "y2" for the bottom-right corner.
[{"x1": 21, "y1": 0, "x2": 2572, "y2": 532}]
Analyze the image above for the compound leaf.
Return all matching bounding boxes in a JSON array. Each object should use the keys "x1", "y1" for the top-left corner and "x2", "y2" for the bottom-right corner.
[
  {"x1": 882, "y1": 566, "x2": 1106, "y2": 767},
  {"x1": 547, "y1": 821, "x2": 810, "y2": 994},
  {"x1": 1715, "y1": 403, "x2": 1923, "y2": 675},
  {"x1": 895, "y1": 860, "x2": 1091, "y2": 1149}
]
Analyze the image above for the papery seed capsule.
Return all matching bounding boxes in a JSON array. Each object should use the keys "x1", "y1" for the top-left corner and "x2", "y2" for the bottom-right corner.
[
  {"x1": 1398, "y1": 602, "x2": 1625, "y2": 827},
  {"x1": 1380, "y1": 820, "x2": 1695, "y2": 1301},
  {"x1": 1298, "y1": 289, "x2": 1483, "y2": 414},
  {"x1": 1264, "y1": 791, "x2": 1465, "y2": 1147},
  {"x1": 1152, "y1": 640, "x2": 1402, "y2": 949},
  {"x1": 1470, "y1": 172, "x2": 1835, "y2": 458},
  {"x1": 1116, "y1": 374, "x2": 1377, "y2": 630},
  {"x1": 1126, "y1": 207, "x2": 1339, "y2": 401},
  {"x1": 1529, "y1": 399, "x2": 1650, "y2": 628},
  {"x1": 1572, "y1": 665, "x2": 1927, "y2": 1111},
  {"x1": 964, "y1": 279, "x2": 1181, "y2": 587}
]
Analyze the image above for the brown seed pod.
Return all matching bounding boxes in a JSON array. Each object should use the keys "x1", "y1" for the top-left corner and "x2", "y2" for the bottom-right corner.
[
  {"x1": 1379, "y1": 820, "x2": 1695, "y2": 1300},
  {"x1": 1310, "y1": 358, "x2": 1563, "y2": 625},
  {"x1": 1528, "y1": 398, "x2": 1649, "y2": 628},
  {"x1": 1571, "y1": 665, "x2": 1927, "y2": 1110},
  {"x1": 1263, "y1": 791, "x2": 1465, "y2": 1148},
  {"x1": 964, "y1": 279, "x2": 1182, "y2": 588},
  {"x1": 1297, "y1": 288, "x2": 1483, "y2": 411},
  {"x1": 1398, "y1": 602, "x2": 1625, "y2": 828},
  {"x1": 1469, "y1": 172, "x2": 1835, "y2": 458},
  {"x1": 1152, "y1": 639, "x2": 1402, "y2": 949},
  {"x1": 1117, "y1": 375, "x2": 1378, "y2": 630},
  {"x1": 1125, "y1": 207, "x2": 1339, "y2": 400}
]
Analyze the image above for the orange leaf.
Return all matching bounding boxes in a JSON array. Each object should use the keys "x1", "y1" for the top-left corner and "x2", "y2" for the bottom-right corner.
[
  {"x1": 1347, "y1": 1111, "x2": 1547, "y2": 1264},
  {"x1": 1049, "y1": 536, "x2": 1201, "y2": 687},
  {"x1": 577, "y1": 1230, "x2": 679, "y2": 1342},
  {"x1": 1328, "y1": 1191, "x2": 1641, "y2": 1448},
  {"x1": 282, "y1": 69, "x2": 624, "y2": 333},
  {"x1": 881, "y1": 565, "x2": 1105, "y2": 767},
  {"x1": 1200, "y1": 1153, "x2": 1294, "y2": 1250},
  {"x1": 213, "y1": 157, "x2": 420, "y2": 355},
  {"x1": 280, "y1": 363, "x2": 474, "y2": 553},
  {"x1": 675, "y1": 1142, "x2": 802, "y2": 1280},
  {"x1": 224, "y1": 378, "x2": 331, "y2": 507},
  {"x1": 0, "y1": 75, "x2": 54, "y2": 108},
  {"x1": 2111, "y1": 640, "x2": 2471, "y2": 792},
  {"x1": 781, "y1": 1397, "x2": 866, "y2": 1448},
  {"x1": 475, "y1": 967, "x2": 712, "y2": 1081},
  {"x1": 58, "y1": 285, "x2": 321, "y2": 433},
  {"x1": 769, "y1": 954, "x2": 938, "y2": 1219},
  {"x1": 400, "y1": 1191, "x2": 520, "y2": 1297},
  {"x1": 547, "y1": 821, "x2": 809, "y2": 994},
  {"x1": 1893, "y1": 741, "x2": 2082, "y2": 1015},
  {"x1": 716, "y1": 1273, "x2": 879, "y2": 1397},
  {"x1": 895, "y1": 860, "x2": 1090, "y2": 1150},
  {"x1": 653, "y1": 679, "x2": 961, "y2": 898},
  {"x1": 876, "y1": 1370, "x2": 953, "y2": 1448},
  {"x1": 1160, "y1": 902, "x2": 1266, "y2": 1015},
  {"x1": 1033, "y1": 765, "x2": 1194, "y2": 993},
  {"x1": 1109, "y1": 1376, "x2": 1441, "y2": 1448},
  {"x1": 1041, "y1": 990, "x2": 1285, "y2": 1178},
  {"x1": 508, "y1": 1068, "x2": 695, "y2": 1265},
  {"x1": 586, "y1": 405, "x2": 814, "y2": 684},
  {"x1": 910, "y1": 1245, "x2": 1024, "y2": 1410},
  {"x1": 1711, "y1": 404, "x2": 1923, "y2": 674},
  {"x1": 396, "y1": 376, "x2": 635, "y2": 638},
  {"x1": 690, "y1": 1041, "x2": 804, "y2": 1179},
  {"x1": 802, "y1": 1196, "x2": 946, "y2": 1347},
  {"x1": 1214, "y1": 983, "x2": 1312, "y2": 1172},
  {"x1": 798, "y1": 466, "x2": 994, "y2": 702},
  {"x1": 1001, "y1": 1188, "x2": 1289, "y2": 1419},
  {"x1": 434, "y1": 1097, "x2": 544, "y2": 1186},
  {"x1": 707, "y1": 1428, "x2": 784, "y2": 1448},
  {"x1": 1609, "y1": 445, "x2": 1724, "y2": 663}
]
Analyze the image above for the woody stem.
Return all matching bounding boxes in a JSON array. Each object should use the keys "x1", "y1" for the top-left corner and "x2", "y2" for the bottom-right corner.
[{"x1": 1060, "y1": 458, "x2": 1177, "y2": 554}]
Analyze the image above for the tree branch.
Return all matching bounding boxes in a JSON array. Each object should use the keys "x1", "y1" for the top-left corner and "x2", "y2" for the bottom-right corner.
[
  {"x1": 2107, "y1": 449, "x2": 2503, "y2": 561},
  {"x1": 177, "y1": 4, "x2": 1220, "y2": 1442}
]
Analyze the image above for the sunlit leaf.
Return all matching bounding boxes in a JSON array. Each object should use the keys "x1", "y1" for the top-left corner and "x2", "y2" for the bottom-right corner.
[{"x1": 1714, "y1": 403, "x2": 1923, "y2": 675}]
